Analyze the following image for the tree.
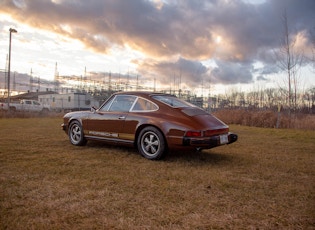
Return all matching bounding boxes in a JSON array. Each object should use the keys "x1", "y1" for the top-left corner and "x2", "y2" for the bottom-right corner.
[
  {"x1": 310, "y1": 27, "x2": 315, "y2": 72},
  {"x1": 274, "y1": 10, "x2": 304, "y2": 116}
]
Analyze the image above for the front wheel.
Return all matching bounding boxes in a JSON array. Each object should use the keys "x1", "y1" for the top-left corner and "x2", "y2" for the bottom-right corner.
[
  {"x1": 68, "y1": 120, "x2": 87, "y2": 146},
  {"x1": 137, "y1": 127, "x2": 166, "y2": 160}
]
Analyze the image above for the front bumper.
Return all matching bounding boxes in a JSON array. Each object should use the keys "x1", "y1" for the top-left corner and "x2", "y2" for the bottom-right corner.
[
  {"x1": 61, "y1": 123, "x2": 67, "y2": 132},
  {"x1": 183, "y1": 132, "x2": 238, "y2": 149}
]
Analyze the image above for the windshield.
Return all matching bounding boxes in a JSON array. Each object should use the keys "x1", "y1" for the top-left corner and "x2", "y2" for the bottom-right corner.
[{"x1": 152, "y1": 95, "x2": 196, "y2": 108}]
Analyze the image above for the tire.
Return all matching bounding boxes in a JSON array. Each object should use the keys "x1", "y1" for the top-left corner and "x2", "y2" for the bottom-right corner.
[
  {"x1": 41, "y1": 108, "x2": 49, "y2": 114},
  {"x1": 137, "y1": 126, "x2": 166, "y2": 160},
  {"x1": 68, "y1": 120, "x2": 87, "y2": 146},
  {"x1": 9, "y1": 107, "x2": 16, "y2": 112}
]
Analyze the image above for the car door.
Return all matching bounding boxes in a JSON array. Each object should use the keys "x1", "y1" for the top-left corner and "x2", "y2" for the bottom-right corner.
[
  {"x1": 32, "y1": 101, "x2": 41, "y2": 112},
  {"x1": 85, "y1": 95, "x2": 136, "y2": 142},
  {"x1": 24, "y1": 100, "x2": 33, "y2": 111}
]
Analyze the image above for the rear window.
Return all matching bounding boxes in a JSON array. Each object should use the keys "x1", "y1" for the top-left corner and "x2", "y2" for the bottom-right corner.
[{"x1": 152, "y1": 95, "x2": 196, "y2": 108}]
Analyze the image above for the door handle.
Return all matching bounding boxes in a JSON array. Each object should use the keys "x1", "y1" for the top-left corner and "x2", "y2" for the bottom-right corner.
[{"x1": 118, "y1": 116, "x2": 126, "y2": 120}]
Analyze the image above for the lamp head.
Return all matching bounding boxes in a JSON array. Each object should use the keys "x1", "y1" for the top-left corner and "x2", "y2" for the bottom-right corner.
[{"x1": 9, "y1": 28, "x2": 17, "y2": 33}]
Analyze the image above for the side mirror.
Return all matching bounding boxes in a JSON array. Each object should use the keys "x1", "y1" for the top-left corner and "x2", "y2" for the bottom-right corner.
[{"x1": 91, "y1": 106, "x2": 97, "y2": 112}]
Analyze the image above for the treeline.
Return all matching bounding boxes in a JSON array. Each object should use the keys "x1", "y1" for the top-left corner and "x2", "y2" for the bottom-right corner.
[
  {"x1": 213, "y1": 109, "x2": 315, "y2": 130},
  {"x1": 203, "y1": 87, "x2": 315, "y2": 114}
]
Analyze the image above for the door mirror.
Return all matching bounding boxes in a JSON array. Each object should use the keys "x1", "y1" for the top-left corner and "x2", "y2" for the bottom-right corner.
[{"x1": 91, "y1": 106, "x2": 97, "y2": 112}]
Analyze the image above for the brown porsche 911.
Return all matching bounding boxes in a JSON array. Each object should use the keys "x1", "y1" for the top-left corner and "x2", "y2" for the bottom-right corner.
[{"x1": 62, "y1": 91, "x2": 237, "y2": 160}]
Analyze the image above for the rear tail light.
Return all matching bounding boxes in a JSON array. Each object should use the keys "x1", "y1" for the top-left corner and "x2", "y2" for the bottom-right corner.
[
  {"x1": 185, "y1": 128, "x2": 229, "y2": 137},
  {"x1": 204, "y1": 128, "x2": 229, "y2": 137},
  {"x1": 185, "y1": 131, "x2": 202, "y2": 137}
]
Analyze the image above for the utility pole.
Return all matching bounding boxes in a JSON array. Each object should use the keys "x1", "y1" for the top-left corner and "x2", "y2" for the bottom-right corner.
[
  {"x1": 30, "y1": 68, "x2": 33, "y2": 92},
  {"x1": 7, "y1": 28, "x2": 17, "y2": 111}
]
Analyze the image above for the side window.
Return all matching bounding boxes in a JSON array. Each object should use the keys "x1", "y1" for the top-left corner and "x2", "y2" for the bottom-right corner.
[
  {"x1": 109, "y1": 95, "x2": 136, "y2": 112},
  {"x1": 99, "y1": 97, "x2": 114, "y2": 111},
  {"x1": 132, "y1": 98, "x2": 158, "y2": 111}
]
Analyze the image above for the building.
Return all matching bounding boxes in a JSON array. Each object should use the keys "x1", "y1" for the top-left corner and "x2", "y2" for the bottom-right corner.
[{"x1": 39, "y1": 92, "x2": 99, "y2": 112}]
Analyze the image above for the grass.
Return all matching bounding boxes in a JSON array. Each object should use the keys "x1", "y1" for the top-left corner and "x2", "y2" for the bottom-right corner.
[{"x1": 0, "y1": 117, "x2": 314, "y2": 229}]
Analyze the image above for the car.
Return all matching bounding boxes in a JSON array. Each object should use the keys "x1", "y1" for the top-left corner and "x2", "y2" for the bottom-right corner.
[{"x1": 61, "y1": 91, "x2": 238, "y2": 160}]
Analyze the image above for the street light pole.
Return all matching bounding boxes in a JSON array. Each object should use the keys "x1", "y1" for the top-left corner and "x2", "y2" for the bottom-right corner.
[{"x1": 7, "y1": 28, "x2": 17, "y2": 111}]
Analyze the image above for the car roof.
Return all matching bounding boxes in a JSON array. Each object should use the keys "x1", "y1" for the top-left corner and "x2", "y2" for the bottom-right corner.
[{"x1": 113, "y1": 91, "x2": 174, "y2": 97}]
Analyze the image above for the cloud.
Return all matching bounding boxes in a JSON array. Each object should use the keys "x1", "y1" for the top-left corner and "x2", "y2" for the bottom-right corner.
[
  {"x1": 135, "y1": 57, "x2": 208, "y2": 87},
  {"x1": 0, "y1": 0, "x2": 314, "y2": 88},
  {"x1": 259, "y1": 65, "x2": 279, "y2": 75},
  {"x1": 211, "y1": 60, "x2": 253, "y2": 84},
  {"x1": 256, "y1": 75, "x2": 268, "y2": 81}
]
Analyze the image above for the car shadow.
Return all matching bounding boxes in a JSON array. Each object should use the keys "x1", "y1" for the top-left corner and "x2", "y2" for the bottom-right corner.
[
  {"x1": 84, "y1": 141, "x2": 236, "y2": 165},
  {"x1": 165, "y1": 149, "x2": 236, "y2": 165},
  {"x1": 86, "y1": 141, "x2": 139, "y2": 154}
]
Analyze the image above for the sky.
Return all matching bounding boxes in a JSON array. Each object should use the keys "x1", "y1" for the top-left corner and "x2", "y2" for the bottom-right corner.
[{"x1": 0, "y1": 0, "x2": 315, "y2": 95}]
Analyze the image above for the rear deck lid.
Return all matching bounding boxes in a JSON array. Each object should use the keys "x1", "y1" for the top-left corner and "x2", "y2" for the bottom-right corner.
[{"x1": 181, "y1": 107, "x2": 229, "y2": 134}]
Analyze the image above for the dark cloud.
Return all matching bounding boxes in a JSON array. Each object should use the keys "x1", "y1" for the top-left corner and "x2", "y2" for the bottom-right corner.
[
  {"x1": 136, "y1": 57, "x2": 208, "y2": 87},
  {"x1": 0, "y1": 71, "x2": 55, "y2": 92},
  {"x1": 257, "y1": 75, "x2": 268, "y2": 81},
  {"x1": 259, "y1": 65, "x2": 279, "y2": 75},
  {"x1": 1, "y1": 0, "x2": 314, "y2": 88},
  {"x1": 211, "y1": 60, "x2": 253, "y2": 84}
]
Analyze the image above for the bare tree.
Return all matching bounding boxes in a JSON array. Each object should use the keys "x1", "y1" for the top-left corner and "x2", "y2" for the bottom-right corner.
[
  {"x1": 310, "y1": 27, "x2": 315, "y2": 71},
  {"x1": 274, "y1": 10, "x2": 305, "y2": 116}
]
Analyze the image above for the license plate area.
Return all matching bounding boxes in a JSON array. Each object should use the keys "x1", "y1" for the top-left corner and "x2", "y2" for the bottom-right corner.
[{"x1": 220, "y1": 134, "x2": 229, "y2": 144}]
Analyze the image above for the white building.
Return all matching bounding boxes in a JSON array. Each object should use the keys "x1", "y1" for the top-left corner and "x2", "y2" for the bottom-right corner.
[{"x1": 39, "y1": 92, "x2": 99, "y2": 111}]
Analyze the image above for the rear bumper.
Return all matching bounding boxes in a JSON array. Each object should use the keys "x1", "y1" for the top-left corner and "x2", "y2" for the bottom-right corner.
[{"x1": 183, "y1": 132, "x2": 238, "y2": 149}]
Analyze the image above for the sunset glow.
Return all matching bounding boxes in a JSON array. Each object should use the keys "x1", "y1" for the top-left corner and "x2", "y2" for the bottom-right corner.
[{"x1": 0, "y1": 0, "x2": 314, "y2": 96}]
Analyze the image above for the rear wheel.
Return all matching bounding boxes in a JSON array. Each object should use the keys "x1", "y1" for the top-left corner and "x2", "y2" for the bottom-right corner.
[
  {"x1": 9, "y1": 107, "x2": 16, "y2": 112},
  {"x1": 68, "y1": 120, "x2": 87, "y2": 146},
  {"x1": 137, "y1": 126, "x2": 166, "y2": 160},
  {"x1": 41, "y1": 108, "x2": 49, "y2": 114}
]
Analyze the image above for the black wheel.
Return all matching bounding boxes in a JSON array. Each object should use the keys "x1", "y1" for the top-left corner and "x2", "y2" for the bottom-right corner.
[
  {"x1": 137, "y1": 126, "x2": 166, "y2": 160},
  {"x1": 9, "y1": 107, "x2": 16, "y2": 112},
  {"x1": 41, "y1": 108, "x2": 49, "y2": 114},
  {"x1": 68, "y1": 120, "x2": 87, "y2": 146}
]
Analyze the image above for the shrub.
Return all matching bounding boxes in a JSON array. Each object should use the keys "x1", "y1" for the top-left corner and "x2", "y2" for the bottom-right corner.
[{"x1": 213, "y1": 109, "x2": 315, "y2": 130}]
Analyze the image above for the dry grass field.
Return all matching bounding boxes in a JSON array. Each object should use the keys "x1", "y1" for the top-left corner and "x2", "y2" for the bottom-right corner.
[{"x1": 0, "y1": 117, "x2": 314, "y2": 229}]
